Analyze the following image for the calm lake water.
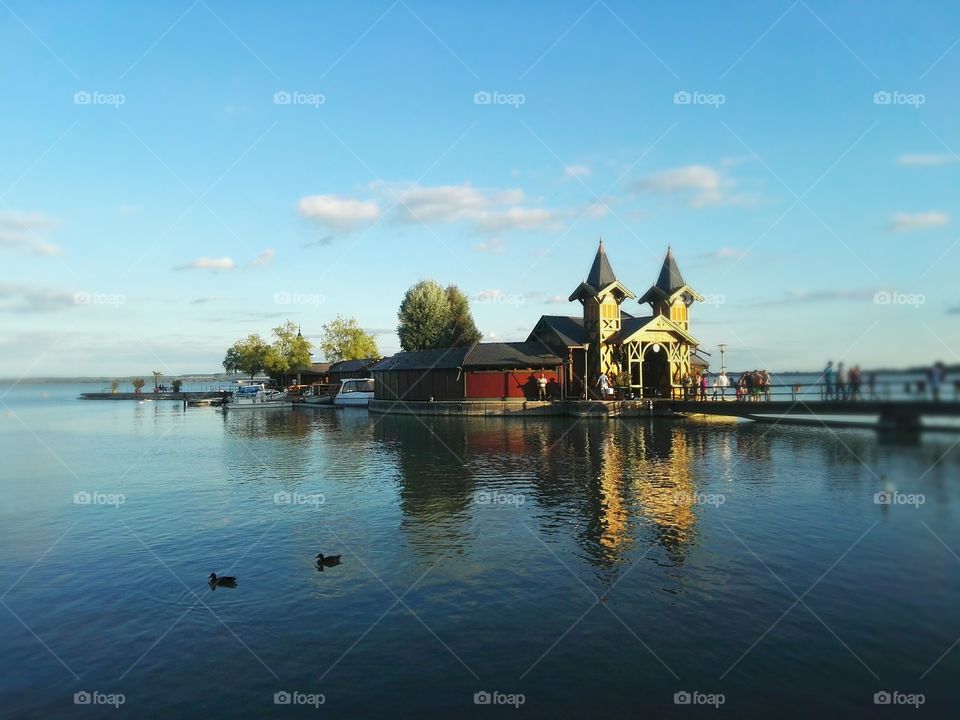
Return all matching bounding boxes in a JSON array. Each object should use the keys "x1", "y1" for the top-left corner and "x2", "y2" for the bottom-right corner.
[{"x1": 1, "y1": 382, "x2": 959, "y2": 717}]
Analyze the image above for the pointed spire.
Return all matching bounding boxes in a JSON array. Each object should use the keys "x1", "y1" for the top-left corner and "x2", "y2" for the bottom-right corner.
[
  {"x1": 654, "y1": 246, "x2": 685, "y2": 294},
  {"x1": 586, "y1": 238, "x2": 617, "y2": 290}
]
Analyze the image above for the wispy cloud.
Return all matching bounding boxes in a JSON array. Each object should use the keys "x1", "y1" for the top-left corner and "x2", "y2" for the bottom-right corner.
[
  {"x1": 0, "y1": 283, "x2": 75, "y2": 313},
  {"x1": 887, "y1": 211, "x2": 949, "y2": 232},
  {"x1": 766, "y1": 288, "x2": 880, "y2": 305},
  {"x1": 190, "y1": 296, "x2": 225, "y2": 305},
  {"x1": 249, "y1": 249, "x2": 275, "y2": 267},
  {"x1": 298, "y1": 194, "x2": 381, "y2": 231},
  {"x1": 895, "y1": 154, "x2": 959, "y2": 167},
  {"x1": 632, "y1": 165, "x2": 741, "y2": 207},
  {"x1": 0, "y1": 212, "x2": 63, "y2": 256},
  {"x1": 701, "y1": 247, "x2": 747, "y2": 260},
  {"x1": 563, "y1": 164, "x2": 591, "y2": 180},
  {"x1": 173, "y1": 257, "x2": 236, "y2": 272},
  {"x1": 472, "y1": 237, "x2": 505, "y2": 254}
]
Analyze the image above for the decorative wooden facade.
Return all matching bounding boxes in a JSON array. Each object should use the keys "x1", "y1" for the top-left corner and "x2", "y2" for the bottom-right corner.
[{"x1": 528, "y1": 243, "x2": 703, "y2": 398}]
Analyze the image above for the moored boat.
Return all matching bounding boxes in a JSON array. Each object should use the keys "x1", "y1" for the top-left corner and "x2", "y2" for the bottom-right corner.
[
  {"x1": 333, "y1": 378, "x2": 375, "y2": 407},
  {"x1": 224, "y1": 381, "x2": 292, "y2": 410}
]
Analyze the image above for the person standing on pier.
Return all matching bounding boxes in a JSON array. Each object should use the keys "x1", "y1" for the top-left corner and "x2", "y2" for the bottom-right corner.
[
  {"x1": 699, "y1": 372, "x2": 708, "y2": 401},
  {"x1": 823, "y1": 361, "x2": 835, "y2": 400},
  {"x1": 762, "y1": 370, "x2": 772, "y2": 401},
  {"x1": 714, "y1": 370, "x2": 729, "y2": 400},
  {"x1": 537, "y1": 373, "x2": 548, "y2": 401},
  {"x1": 596, "y1": 371, "x2": 611, "y2": 401},
  {"x1": 929, "y1": 361, "x2": 945, "y2": 402},
  {"x1": 836, "y1": 362, "x2": 847, "y2": 401},
  {"x1": 849, "y1": 366, "x2": 862, "y2": 401}
]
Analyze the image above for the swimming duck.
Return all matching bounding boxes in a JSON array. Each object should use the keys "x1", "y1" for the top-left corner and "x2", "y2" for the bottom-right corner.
[
  {"x1": 315, "y1": 553, "x2": 341, "y2": 568},
  {"x1": 208, "y1": 573, "x2": 238, "y2": 587}
]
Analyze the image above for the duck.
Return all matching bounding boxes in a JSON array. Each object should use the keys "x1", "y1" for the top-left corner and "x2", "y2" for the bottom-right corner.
[
  {"x1": 208, "y1": 573, "x2": 238, "y2": 588},
  {"x1": 315, "y1": 553, "x2": 342, "y2": 568}
]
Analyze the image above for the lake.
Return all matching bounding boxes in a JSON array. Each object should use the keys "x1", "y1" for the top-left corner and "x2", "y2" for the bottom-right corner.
[{"x1": 1, "y1": 382, "x2": 958, "y2": 717}]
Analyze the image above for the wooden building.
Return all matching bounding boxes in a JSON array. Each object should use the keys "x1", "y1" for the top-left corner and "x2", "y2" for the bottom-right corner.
[
  {"x1": 369, "y1": 343, "x2": 564, "y2": 402},
  {"x1": 328, "y1": 358, "x2": 376, "y2": 384},
  {"x1": 528, "y1": 243, "x2": 704, "y2": 398}
]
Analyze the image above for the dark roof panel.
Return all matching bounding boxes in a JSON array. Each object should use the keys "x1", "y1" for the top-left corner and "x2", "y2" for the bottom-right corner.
[
  {"x1": 368, "y1": 347, "x2": 469, "y2": 372},
  {"x1": 586, "y1": 240, "x2": 618, "y2": 289},
  {"x1": 530, "y1": 315, "x2": 585, "y2": 347},
  {"x1": 328, "y1": 358, "x2": 375, "y2": 373},
  {"x1": 655, "y1": 247, "x2": 686, "y2": 294},
  {"x1": 464, "y1": 342, "x2": 563, "y2": 368}
]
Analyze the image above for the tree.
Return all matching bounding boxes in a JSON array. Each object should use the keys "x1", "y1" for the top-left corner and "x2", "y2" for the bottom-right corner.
[
  {"x1": 319, "y1": 315, "x2": 380, "y2": 362},
  {"x1": 444, "y1": 285, "x2": 482, "y2": 347},
  {"x1": 132, "y1": 378, "x2": 146, "y2": 394},
  {"x1": 171, "y1": 379, "x2": 183, "y2": 393},
  {"x1": 223, "y1": 334, "x2": 271, "y2": 378},
  {"x1": 266, "y1": 320, "x2": 313, "y2": 384},
  {"x1": 397, "y1": 280, "x2": 454, "y2": 351}
]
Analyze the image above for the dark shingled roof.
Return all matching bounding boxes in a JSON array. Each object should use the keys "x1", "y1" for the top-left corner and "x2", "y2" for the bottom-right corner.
[
  {"x1": 654, "y1": 247, "x2": 686, "y2": 294},
  {"x1": 463, "y1": 342, "x2": 563, "y2": 368},
  {"x1": 531, "y1": 315, "x2": 585, "y2": 347},
  {"x1": 328, "y1": 358, "x2": 375, "y2": 373},
  {"x1": 586, "y1": 240, "x2": 617, "y2": 289},
  {"x1": 611, "y1": 315, "x2": 654, "y2": 342},
  {"x1": 368, "y1": 347, "x2": 469, "y2": 372}
]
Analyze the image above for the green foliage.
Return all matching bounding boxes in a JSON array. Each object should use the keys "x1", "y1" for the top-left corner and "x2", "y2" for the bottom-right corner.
[
  {"x1": 266, "y1": 320, "x2": 313, "y2": 379},
  {"x1": 223, "y1": 334, "x2": 271, "y2": 378},
  {"x1": 319, "y1": 315, "x2": 380, "y2": 362},
  {"x1": 110, "y1": 379, "x2": 119, "y2": 394},
  {"x1": 398, "y1": 280, "x2": 480, "y2": 351},
  {"x1": 132, "y1": 378, "x2": 146, "y2": 393},
  {"x1": 171, "y1": 379, "x2": 183, "y2": 393},
  {"x1": 444, "y1": 285, "x2": 482, "y2": 347}
]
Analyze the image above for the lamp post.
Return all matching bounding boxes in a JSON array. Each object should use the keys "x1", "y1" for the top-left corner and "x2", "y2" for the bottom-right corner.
[{"x1": 718, "y1": 343, "x2": 727, "y2": 375}]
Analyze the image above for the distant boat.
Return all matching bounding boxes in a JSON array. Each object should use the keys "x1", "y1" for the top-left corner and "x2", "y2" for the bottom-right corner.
[
  {"x1": 298, "y1": 383, "x2": 337, "y2": 406},
  {"x1": 224, "y1": 380, "x2": 292, "y2": 410},
  {"x1": 333, "y1": 378, "x2": 375, "y2": 407}
]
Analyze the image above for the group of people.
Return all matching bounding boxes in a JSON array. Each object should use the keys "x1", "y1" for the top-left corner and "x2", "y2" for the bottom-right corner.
[
  {"x1": 821, "y1": 361, "x2": 871, "y2": 401},
  {"x1": 679, "y1": 369, "x2": 774, "y2": 401}
]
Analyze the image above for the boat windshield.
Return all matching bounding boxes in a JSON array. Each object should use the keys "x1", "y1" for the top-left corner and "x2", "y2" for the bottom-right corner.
[{"x1": 341, "y1": 379, "x2": 375, "y2": 393}]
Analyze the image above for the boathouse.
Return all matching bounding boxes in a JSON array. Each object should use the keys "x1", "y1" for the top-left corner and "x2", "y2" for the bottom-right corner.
[
  {"x1": 328, "y1": 358, "x2": 376, "y2": 384},
  {"x1": 528, "y1": 243, "x2": 704, "y2": 398},
  {"x1": 369, "y1": 342, "x2": 564, "y2": 403}
]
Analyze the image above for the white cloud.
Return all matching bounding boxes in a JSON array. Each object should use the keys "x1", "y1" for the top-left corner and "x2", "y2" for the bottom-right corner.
[
  {"x1": 701, "y1": 247, "x2": 747, "y2": 260},
  {"x1": 393, "y1": 183, "x2": 560, "y2": 233},
  {"x1": 563, "y1": 164, "x2": 591, "y2": 180},
  {"x1": 895, "y1": 154, "x2": 958, "y2": 167},
  {"x1": 633, "y1": 165, "x2": 732, "y2": 207},
  {"x1": 887, "y1": 211, "x2": 949, "y2": 232},
  {"x1": 0, "y1": 212, "x2": 62, "y2": 256},
  {"x1": 0, "y1": 283, "x2": 75, "y2": 313},
  {"x1": 174, "y1": 257, "x2": 236, "y2": 271},
  {"x1": 472, "y1": 237, "x2": 505, "y2": 254},
  {"x1": 544, "y1": 295, "x2": 567, "y2": 304},
  {"x1": 249, "y1": 249, "x2": 275, "y2": 267},
  {"x1": 297, "y1": 194, "x2": 381, "y2": 231}
]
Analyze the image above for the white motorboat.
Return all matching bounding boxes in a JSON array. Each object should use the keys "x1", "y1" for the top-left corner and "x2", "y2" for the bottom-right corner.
[
  {"x1": 224, "y1": 381, "x2": 292, "y2": 409},
  {"x1": 333, "y1": 378, "x2": 375, "y2": 407}
]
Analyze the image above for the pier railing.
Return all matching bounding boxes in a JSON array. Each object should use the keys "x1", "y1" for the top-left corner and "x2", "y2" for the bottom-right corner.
[{"x1": 620, "y1": 380, "x2": 960, "y2": 403}]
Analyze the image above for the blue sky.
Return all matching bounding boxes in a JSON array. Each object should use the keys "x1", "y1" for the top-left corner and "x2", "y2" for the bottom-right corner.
[{"x1": 1, "y1": 0, "x2": 958, "y2": 376}]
